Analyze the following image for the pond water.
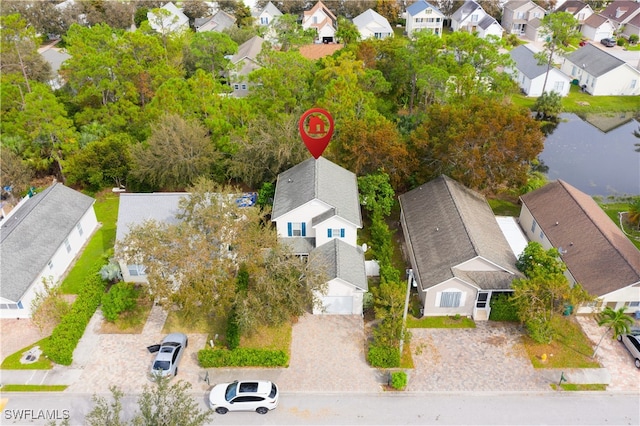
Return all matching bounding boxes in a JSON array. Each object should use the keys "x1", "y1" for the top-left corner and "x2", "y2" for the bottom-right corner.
[{"x1": 540, "y1": 113, "x2": 640, "y2": 197}]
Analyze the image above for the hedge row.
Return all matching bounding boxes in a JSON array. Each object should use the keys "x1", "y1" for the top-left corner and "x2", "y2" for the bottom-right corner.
[
  {"x1": 367, "y1": 345, "x2": 400, "y2": 368},
  {"x1": 198, "y1": 348, "x2": 288, "y2": 368},
  {"x1": 42, "y1": 269, "x2": 105, "y2": 365}
]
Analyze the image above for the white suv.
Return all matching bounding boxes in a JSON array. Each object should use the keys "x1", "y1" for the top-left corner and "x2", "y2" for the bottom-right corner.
[{"x1": 209, "y1": 380, "x2": 279, "y2": 414}]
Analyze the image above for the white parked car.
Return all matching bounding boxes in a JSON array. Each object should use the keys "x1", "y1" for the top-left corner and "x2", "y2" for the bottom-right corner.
[
  {"x1": 617, "y1": 329, "x2": 640, "y2": 369},
  {"x1": 209, "y1": 380, "x2": 279, "y2": 414}
]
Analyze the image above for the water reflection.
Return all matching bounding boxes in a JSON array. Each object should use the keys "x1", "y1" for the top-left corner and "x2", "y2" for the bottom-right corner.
[{"x1": 539, "y1": 113, "x2": 640, "y2": 197}]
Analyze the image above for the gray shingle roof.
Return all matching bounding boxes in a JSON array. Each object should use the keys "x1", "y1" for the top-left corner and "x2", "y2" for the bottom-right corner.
[
  {"x1": 272, "y1": 157, "x2": 362, "y2": 228},
  {"x1": 520, "y1": 180, "x2": 640, "y2": 296},
  {"x1": 510, "y1": 45, "x2": 547, "y2": 79},
  {"x1": 451, "y1": 0, "x2": 482, "y2": 22},
  {"x1": 399, "y1": 176, "x2": 519, "y2": 290},
  {"x1": 0, "y1": 183, "x2": 95, "y2": 302},
  {"x1": 116, "y1": 193, "x2": 185, "y2": 242},
  {"x1": 252, "y1": 1, "x2": 282, "y2": 19},
  {"x1": 478, "y1": 15, "x2": 501, "y2": 31},
  {"x1": 565, "y1": 43, "x2": 626, "y2": 77},
  {"x1": 310, "y1": 238, "x2": 367, "y2": 291}
]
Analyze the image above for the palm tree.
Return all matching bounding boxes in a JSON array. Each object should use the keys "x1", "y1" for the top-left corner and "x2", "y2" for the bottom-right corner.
[
  {"x1": 592, "y1": 307, "x2": 633, "y2": 358},
  {"x1": 628, "y1": 197, "x2": 640, "y2": 229}
]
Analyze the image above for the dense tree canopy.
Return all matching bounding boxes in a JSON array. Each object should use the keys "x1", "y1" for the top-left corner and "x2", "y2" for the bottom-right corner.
[{"x1": 410, "y1": 97, "x2": 544, "y2": 192}]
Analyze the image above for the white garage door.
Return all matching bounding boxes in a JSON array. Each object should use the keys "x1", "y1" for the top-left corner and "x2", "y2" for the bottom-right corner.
[
  {"x1": 594, "y1": 32, "x2": 609, "y2": 42},
  {"x1": 321, "y1": 296, "x2": 353, "y2": 314}
]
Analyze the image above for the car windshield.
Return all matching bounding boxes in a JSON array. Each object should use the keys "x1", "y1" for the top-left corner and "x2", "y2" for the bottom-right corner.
[
  {"x1": 269, "y1": 383, "x2": 277, "y2": 398},
  {"x1": 225, "y1": 383, "x2": 237, "y2": 401},
  {"x1": 153, "y1": 360, "x2": 170, "y2": 371}
]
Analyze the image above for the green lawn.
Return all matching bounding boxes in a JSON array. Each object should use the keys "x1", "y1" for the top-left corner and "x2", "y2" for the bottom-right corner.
[
  {"x1": 551, "y1": 383, "x2": 607, "y2": 391},
  {"x1": 599, "y1": 202, "x2": 640, "y2": 250},
  {"x1": 523, "y1": 316, "x2": 601, "y2": 369},
  {"x1": 59, "y1": 192, "x2": 119, "y2": 294},
  {"x1": 407, "y1": 315, "x2": 476, "y2": 329},
  {"x1": 1, "y1": 338, "x2": 53, "y2": 370},
  {"x1": 511, "y1": 85, "x2": 640, "y2": 114},
  {"x1": 488, "y1": 198, "x2": 521, "y2": 216},
  {"x1": 0, "y1": 385, "x2": 67, "y2": 392}
]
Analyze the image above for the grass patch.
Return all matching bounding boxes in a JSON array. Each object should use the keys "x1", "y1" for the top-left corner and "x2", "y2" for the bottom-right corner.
[
  {"x1": 162, "y1": 309, "x2": 226, "y2": 338},
  {"x1": 510, "y1": 86, "x2": 640, "y2": 114},
  {"x1": 598, "y1": 202, "x2": 640, "y2": 250},
  {"x1": 488, "y1": 198, "x2": 521, "y2": 216},
  {"x1": 399, "y1": 338, "x2": 414, "y2": 369},
  {"x1": 550, "y1": 383, "x2": 608, "y2": 391},
  {"x1": 240, "y1": 322, "x2": 292, "y2": 353},
  {"x1": 523, "y1": 316, "x2": 601, "y2": 369},
  {"x1": 407, "y1": 315, "x2": 476, "y2": 329},
  {"x1": 0, "y1": 384, "x2": 67, "y2": 392},
  {"x1": 0, "y1": 339, "x2": 53, "y2": 370},
  {"x1": 59, "y1": 192, "x2": 119, "y2": 294},
  {"x1": 100, "y1": 292, "x2": 153, "y2": 334}
]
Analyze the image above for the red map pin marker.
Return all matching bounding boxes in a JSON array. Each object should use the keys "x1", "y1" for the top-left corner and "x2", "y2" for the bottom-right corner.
[{"x1": 299, "y1": 108, "x2": 334, "y2": 159}]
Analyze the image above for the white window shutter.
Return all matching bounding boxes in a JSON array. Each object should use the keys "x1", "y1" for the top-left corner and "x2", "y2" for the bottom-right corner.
[
  {"x1": 435, "y1": 291, "x2": 441, "y2": 307},
  {"x1": 460, "y1": 292, "x2": 466, "y2": 307}
]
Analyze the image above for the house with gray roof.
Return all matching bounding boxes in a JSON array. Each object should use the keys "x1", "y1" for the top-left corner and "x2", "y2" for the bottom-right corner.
[
  {"x1": 148, "y1": 2, "x2": 189, "y2": 34},
  {"x1": 115, "y1": 192, "x2": 185, "y2": 283},
  {"x1": 581, "y1": 13, "x2": 615, "y2": 42},
  {"x1": 195, "y1": 10, "x2": 237, "y2": 32},
  {"x1": 229, "y1": 36, "x2": 264, "y2": 97},
  {"x1": 309, "y1": 239, "x2": 367, "y2": 314},
  {"x1": 353, "y1": 8, "x2": 393, "y2": 40},
  {"x1": 0, "y1": 183, "x2": 97, "y2": 318},
  {"x1": 272, "y1": 157, "x2": 365, "y2": 314},
  {"x1": 509, "y1": 45, "x2": 571, "y2": 96},
  {"x1": 399, "y1": 176, "x2": 522, "y2": 320},
  {"x1": 519, "y1": 180, "x2": 640, "y2": 314},
  {"x1": 560, "y1": 43, "x2": 640, "y2": 95},
  {"x1": 501, "y1": 0, "x2": 545, "y2": 38},
  {"x1": 450, "y1": 0, "x2": 503, "y2": 39},
  {"x1": 252, "y1": 1, "x2": 282, "y2": 26}
]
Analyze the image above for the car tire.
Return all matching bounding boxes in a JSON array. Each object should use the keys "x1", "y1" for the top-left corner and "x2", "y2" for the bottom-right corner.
[
  {"x1": 256, "y1": 407, "x2": 269, "y2": 415},
  {"x1": 635, "y1": 358, "x2": 640, "y2": 369},
  {"x1": 617, "y1": 334, "x2": 623, "y2": 342},
  {"x1": 174, "y1": 367, "x2": 178, "y2": 377},
  {"x1": 215, "y1": 407, "x2": 228, "y2": 415}
]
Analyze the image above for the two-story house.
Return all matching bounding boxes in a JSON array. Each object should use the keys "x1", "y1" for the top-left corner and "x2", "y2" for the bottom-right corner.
[
  {"x1": 501, "y1": 0, "x2": 546, "y2": 38},
  {"x1": 302, "y1": 1, "x2": 338, "y2": 44},
  {"x1": 229, "y1": 36, "x2": 264, "y2": 97},
  {"x1": 555, "y1": 1, "x2": 594, "y2": 32},
  {"x1": 271, "y1": 157, "x2": 367, "y2": 315},
  {"x1": 252, "y1": 1, "x2": 282, "y2": 26},
  {"x1": 405, "y1": 0, "x2": 445, "y2": 38},
  {"x1": 600, "y1": 0, "x2": 640, "y2": 38},
  {"x1": 451, "y1": 0, "x2": 504, "y2": 39}
]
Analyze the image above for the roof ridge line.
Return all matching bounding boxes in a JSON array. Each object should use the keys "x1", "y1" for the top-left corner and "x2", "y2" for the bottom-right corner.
[{"x1": 559, "y1": 180, "x2": 640, "y2": 276}]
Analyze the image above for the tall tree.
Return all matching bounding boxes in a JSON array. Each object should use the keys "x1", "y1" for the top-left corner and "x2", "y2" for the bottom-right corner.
[
  {"x1": 0, "y1": 14, "x2": 52, "y2": 92},
  {"x1": 335, "y1": 16, "x2": 361, "y2": 45},
  {"x1": 117, "y1": 179, "x2": 326, "y2": 326},
  {"x1": 358, "y1": 171, "x2": 396, "y2": 217},
  {"x1": 130, "y1": 113, "x2": 220, "y2": 191},
  {"x1": 0, "y1": 149, "x2": 33, "y2": 197},
  {"x1": 376, "y1": 0, "x2": 401, "y2": 26},
  {"x1": 186, "y1": 31, "x2": 237, "y2": 77},
  {"x1": 592, "y1": 307, "x2": 633, "y2": 357},
  {"x1": 410, "y1": 97, "x2": 544, "y2": 192},
  {"x1": 271, "y1": 14, "x2": 315, "y2": 51},
  {"x1": 535, "y1": 12, "x2": 581, "y2": 94}
]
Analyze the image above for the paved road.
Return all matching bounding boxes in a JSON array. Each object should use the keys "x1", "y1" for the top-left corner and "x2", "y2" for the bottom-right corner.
[{"x1": 1, "y1": 391, "x2": 639, "y2": 425}]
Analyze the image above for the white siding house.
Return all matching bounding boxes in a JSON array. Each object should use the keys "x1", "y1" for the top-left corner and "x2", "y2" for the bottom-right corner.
[
  {"x1": 561, "y1": 44, "x2": 640, "y2": 95},
  {"x1": 353, "y1": 9, "x2": 393, "y2": 40},
  {"x1": 0, "y1": 183, "x2": 98, "y2": 318},
  {"x1": 147, "y1": 2, "x2": 189, "y2": 34},
  {"x1": 272, "y1": 157, "x2": 366, "y2": 315},
  {"x1": 519, "y1": 180, "x2": 640, "y2": 314},
  {"x1": 405, "y1": 0, "x2": 445, "y2": 38},
  {"x1": 302, "y1": 1, "x2": 338, "y2": 43},
  {"x1": 509, "y1": 45, "x2": 572, "y2": 96},
  {"x1": 581, "y1": 14, "x2": 615, "y2": 42}
]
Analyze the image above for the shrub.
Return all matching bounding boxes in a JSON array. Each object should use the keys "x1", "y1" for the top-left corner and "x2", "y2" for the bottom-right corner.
[
  {"x1": 225, "y1": 311, "x2": 240, "y2": 350},
  {"x1": 390, "y1": 371, "x2": 407, "y2": 390},
  {"x1": 629, "y1": 34, "x2": 638, "y2": 45},
  {"x1": 367, "y1": 345, "x2": 400, "y2": 368},
  {"x1": 617, "y1": 38, "x2": 625, "y2": 46},
  {"x1": 489, "y1": 293, "x2": 519, "y2": 322},
  {"x1": 101, "y1": 282, "x2": 138, "y2": 322},
  {"x1": 42, "y1": 268, "x2": 106, "y2": 365},
  {"x1": 198, "y1": 348, "x2": 288, "y2": 368}
]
